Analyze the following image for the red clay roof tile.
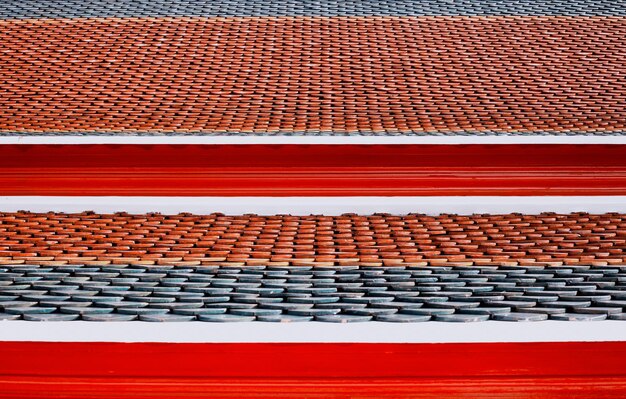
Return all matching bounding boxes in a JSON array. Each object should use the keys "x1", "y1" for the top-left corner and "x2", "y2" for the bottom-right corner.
[
  {"x1": 0, "y1": 211, "x2": 624, "y2": 266},
  {"x1": 0, "y1": 17, "x2": 624, "y2": 134}
]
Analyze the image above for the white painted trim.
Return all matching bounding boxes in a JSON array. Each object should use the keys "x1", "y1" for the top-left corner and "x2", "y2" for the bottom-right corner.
[
  {"x1": 0, "y1": 321, "x2": 625, "y2": 343},
  {"x1": 1, "y1": 196, "x2": 625, "y2": 215},
  {"x1": 1, "y1": 135, "x2": 626, "y2": 145}
]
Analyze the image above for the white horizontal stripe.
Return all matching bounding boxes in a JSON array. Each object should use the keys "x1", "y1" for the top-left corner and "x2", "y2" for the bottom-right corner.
[
  {"x1": 1, "y1": 135, "x2": 626, "y2": 145},
  {"x1": 1, "y1": 196, "x2": 625, "y2": 215},
  {"x1": 0, "y1": 321, "x2": 625, "y2": 343}
]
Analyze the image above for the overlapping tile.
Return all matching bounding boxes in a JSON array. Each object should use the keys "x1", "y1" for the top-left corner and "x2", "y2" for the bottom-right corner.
[
  {"x1": 1, "y1": 264, "x2": 626, "y2": 322},
  {"x1": 0, "y1": 212, "x2": 624, "y2": 267},
  {"x1": 2, "y1": 0, "x2": 626, "y2": 18},
  {"x1": 0, "y1": 5, "x2": 623, "y2": 135}
]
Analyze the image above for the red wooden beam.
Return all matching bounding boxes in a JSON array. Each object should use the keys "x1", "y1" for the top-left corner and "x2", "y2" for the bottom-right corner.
[
  {"x1": 1, "y1": 341, "x2": 626, "y2": 398},
  {"x1": 1, "y1": 144, "x2": 625, "y2": 196}
]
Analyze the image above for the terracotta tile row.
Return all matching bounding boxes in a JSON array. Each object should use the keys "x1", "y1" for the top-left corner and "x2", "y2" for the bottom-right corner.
[
  {"x1": 0, "y1": 212, "x2": 624, "y2": 266},
  {"x1": 0, "y1": 16, "x2": 624, "y2": 133}
]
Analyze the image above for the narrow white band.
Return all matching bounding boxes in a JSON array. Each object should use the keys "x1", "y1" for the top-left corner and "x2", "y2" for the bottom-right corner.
[
  {"x1": 2, "y1": 196, "x2": 625, "y2": 215},
  {"x1": 0, "y1": 321, "x2": 624, "y2": 343},
  {"x1": 1, "y1": 135, "x2": 625, "y2": 145}
]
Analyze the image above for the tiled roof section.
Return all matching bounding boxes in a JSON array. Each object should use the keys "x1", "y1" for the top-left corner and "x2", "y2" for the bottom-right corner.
[
  {"x1": 2, "y1": 0, "x2": 626, "y2": 17},
  {"x1": 0, "y1": 212, "x2": 624, "y2": 267},
  {"x1": 2, "y1": 264, "x2": 626, "y2": 322},
  {"x1": 0, "y1": 16, "x2": 625, "y2": 135}
]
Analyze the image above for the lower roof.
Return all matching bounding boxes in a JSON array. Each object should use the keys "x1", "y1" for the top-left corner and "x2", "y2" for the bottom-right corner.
[{"x1": 1, "y1": 211, "x2": 625, "y2": 327}]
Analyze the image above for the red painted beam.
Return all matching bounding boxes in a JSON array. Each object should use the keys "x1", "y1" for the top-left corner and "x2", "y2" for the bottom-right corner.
[
  {"x1": 1, "y1": 341, "x2": 626, "y2": 398},
  {"x1": 0, "y1": 144, "x2": 625, "y2": 196}
]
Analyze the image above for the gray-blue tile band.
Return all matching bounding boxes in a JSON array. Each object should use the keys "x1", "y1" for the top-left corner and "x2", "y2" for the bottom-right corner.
[
  {"x1": 2, "y1": 264, "x2": 626, "y2": 322},
  {"x1": 1, "y1": 0, "x2": 626, "y2": 19}
]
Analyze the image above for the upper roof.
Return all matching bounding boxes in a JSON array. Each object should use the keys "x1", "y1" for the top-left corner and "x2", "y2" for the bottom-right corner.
[{"x1": 0, "y1": 0, "x2": 624, "y2": 136}]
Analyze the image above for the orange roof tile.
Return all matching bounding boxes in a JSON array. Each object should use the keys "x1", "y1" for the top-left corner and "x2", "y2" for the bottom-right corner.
[
  {"x1": 0, "y1": 17, "x2": 624, "y2": 134},
  {"x1": 0, "y1": 211, "x2": 624, "y2": 266}
]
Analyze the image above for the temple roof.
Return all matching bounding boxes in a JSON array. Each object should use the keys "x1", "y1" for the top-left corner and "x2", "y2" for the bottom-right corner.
[{"x1": 1, "y1": 1, "x2": 625, "y2": 327}]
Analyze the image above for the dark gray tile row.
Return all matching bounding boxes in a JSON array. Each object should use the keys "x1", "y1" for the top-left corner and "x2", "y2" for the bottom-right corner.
[
  {"x1": 2, "y1": 0, "x2": 625, "y2": 18},
  {"x1": 2, "y1": 264, "x2": 626, "y2": 322}
]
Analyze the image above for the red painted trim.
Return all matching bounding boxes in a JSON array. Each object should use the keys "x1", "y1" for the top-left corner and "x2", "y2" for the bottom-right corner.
[
  {"x1": 1, "y1": 341, "x2": 626, "y2": 398},
  {"x1": 1, "y1": 144, "x2": 625, "y2": 196}
]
